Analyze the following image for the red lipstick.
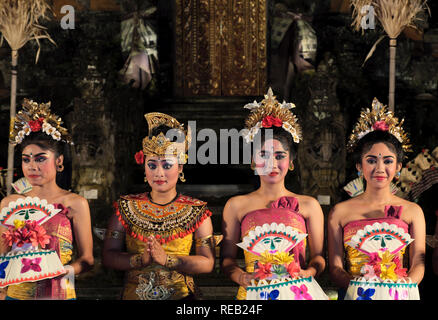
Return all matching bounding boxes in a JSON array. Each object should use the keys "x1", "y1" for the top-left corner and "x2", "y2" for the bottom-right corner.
[{"x1": 268, "y1": 172, "x2": 279, "y2": 177}]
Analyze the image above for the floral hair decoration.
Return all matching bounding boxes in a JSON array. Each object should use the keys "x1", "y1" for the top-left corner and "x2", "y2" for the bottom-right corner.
[
  {"x1": 242, "y1": 88, "x2": 302, "y2": 144},
  {"x1": 347, "y1": 98, "x2": 411, "y2": 153},
  {"x1": 9, "y1": 99, "x2": 73, "y2": 145}
]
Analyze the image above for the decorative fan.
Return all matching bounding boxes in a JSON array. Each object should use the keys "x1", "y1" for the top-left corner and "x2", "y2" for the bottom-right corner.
[
  {"x1": 344, "y1": 177, "x2": 398, "y2": 198},
  {"x1": 0, "y1": 250, "x2": 65, "y2": 288},
  {"x1": 0, "y1": 196, "x2": 61, "y2": 227},
  {"x1": 346, "y1": 222, "x2": 413, "y2": 255},
  {"x1": 237, "y1": 222, "x2": 307, "y2": 256},
  {"x1": 11, "y1": 177, "x2": 33, "y2": 194}
]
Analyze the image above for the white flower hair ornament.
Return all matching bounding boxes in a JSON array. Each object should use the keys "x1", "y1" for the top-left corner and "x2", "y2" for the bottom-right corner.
[{"x1": 9, "y1": 99, "x2": 73, "y2": 146}]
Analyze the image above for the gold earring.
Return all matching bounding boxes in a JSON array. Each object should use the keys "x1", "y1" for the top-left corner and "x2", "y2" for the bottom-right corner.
[
  {"x1": 250, "y1": 161, "x2": 256, "y2": 171},
  {"x1": 179, "y1": 171, "x2": 186, "y2": 183},
  {"x1": 144, "y1": 176, "x2": 148, "y2": 183},
  {"x1": 289, "y1": 163, "x2": 294, "y2": 171},
  {"x1": 57, "y1": 164, "x2": 64, "y2": 172}
]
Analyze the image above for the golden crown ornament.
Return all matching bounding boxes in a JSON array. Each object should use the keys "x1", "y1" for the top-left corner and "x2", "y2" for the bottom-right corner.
[
  {"x1": 141, "y1": 112, "x2": 191, "y2": 164},
  {"x1": 347, "y1": 98, "x2": 411, "y2": 153},
  {"x1": 242, "y1": 88, "x2": 302, "y2": 144},
  {"x1": 9, "y1": 99, "x2": 73, "y2": 145}
]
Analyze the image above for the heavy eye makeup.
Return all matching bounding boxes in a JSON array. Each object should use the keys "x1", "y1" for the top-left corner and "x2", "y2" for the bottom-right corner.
[
  {"x1": 258, "y1": 150, "x2": 270, "y2": 159},
  {"x1": 147, "y1": 161, "x2": 157, "y2": 170},
  {"x1": 258, "y1": 151, "x2": 287, "y2": 160},
  {"x1": 365, "y1": 155, "x2": 395, "y2": 165},
  {"x1": 147, "y1": 159, "x2": 175, "y2": 170},
  {"x1": 274, "y1": 151, "x2": 287, "y2": 160},
  {"x1": 161, "y1": 160, "x2": 175, "y2": 170},
  {"x1": 22, "y1": 153, "x2": 49, "y2": 163}
]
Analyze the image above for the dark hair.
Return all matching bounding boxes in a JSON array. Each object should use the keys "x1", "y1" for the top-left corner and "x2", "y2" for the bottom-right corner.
[
  {"x1": 19, "y1": 131, "x2": 71, "y2": 189},
  {"x1": 353, "y1": 130, "x2": 404, "y2": 165},
  {"x1": 254, "y1": 127, "x2": 296, "y2": 160},
  {"x1": 20, "y1": 131, "x2": 64, "y2": 157}
]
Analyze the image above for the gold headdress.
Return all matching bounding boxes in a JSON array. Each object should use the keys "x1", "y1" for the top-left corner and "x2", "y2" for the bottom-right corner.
[
  {"x1": 242, "y1": 88, "x2": 302, "y2": 144},
  {"x1": 347, "y1": 98, "x2": 411, "y2": 153},
  {"x1": 142, "y1": 112, "x2": 191, "y2": 164},
  {"x1": 9, "y1": 99, "x2": 73, "y2": 145}
]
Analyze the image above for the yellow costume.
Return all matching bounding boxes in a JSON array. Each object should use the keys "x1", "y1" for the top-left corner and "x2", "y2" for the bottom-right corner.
[{"x1": 115, "y1": 192, "x2": 212, "y2": 300}]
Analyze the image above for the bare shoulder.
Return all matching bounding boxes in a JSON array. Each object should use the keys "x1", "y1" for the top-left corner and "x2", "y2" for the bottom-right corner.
[
  {"x1": 293, "y1": 194, "x2": 322, "y2": 218},
  {"x1": 223, "y1": 192, "x2": 257, "y2": 221},
  {"x1": 396, "y1": 197, "x2": 424, "y2": 221},
  {"x1": 329, "y1": 198, "x2": 357, "y2": 220},
  {"x1": 224, "y1": 193, "x2": 252, "y2": 213},
  {"x1": 294, "y1": 194, "x2": 320, "y2": 209},
  {"x1": 0, "y1": 194, "x2": 24, "y2": 209},
  {"x1": 62, "y1": 191, "x2": 90, "y2": 214}
]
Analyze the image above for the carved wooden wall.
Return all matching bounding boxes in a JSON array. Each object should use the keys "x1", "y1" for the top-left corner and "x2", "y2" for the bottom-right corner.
[{"x1": 174, "y1": 0, "x2": 267, "y2": 96}]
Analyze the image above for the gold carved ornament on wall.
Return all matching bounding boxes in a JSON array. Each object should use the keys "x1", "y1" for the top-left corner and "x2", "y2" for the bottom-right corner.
[{"x1": 174, "y1": 0, "x2": 267, "y2": 96}]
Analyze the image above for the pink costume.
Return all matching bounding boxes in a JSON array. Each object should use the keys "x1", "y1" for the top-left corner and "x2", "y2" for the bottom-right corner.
[
  {"x1": 343, "y1": 205, "x2": 419, "y2": 300},
  {"x1": 236, "y1": 196, "x2": 327, "y2": 300},
  {"x1": 5, "y1": 204, "x2": 75, "y2": 300}
]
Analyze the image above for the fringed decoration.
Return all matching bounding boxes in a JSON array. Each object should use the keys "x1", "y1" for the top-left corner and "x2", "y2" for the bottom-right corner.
[{"x1": 114, "y1": 194, "x2": 212, "y2": 244}]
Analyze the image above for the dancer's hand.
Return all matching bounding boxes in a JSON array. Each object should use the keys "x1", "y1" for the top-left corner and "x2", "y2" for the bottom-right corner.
[
  {"x1": 141, "y1": 243, "x2": 152, "y2": 266},
  {"x1": 299, "y1": 267, "x2": 316, "y2": 278},
  {"x1": 148, "y1": 236, "x2": 167, "y2": 266},
  {"x1": 239, "y1": 272, "x2": 256, "y2": 288}
]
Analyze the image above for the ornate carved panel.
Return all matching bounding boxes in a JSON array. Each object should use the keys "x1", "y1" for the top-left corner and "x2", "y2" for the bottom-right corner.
[
  {"x1": 174, "y1": 0, "x2": 267, "y2": 96},
  {"x1": 297, "y1": 54, "x2": 346, "y2": 207}
]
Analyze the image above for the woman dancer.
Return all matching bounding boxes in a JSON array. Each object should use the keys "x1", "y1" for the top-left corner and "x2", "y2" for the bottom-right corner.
[
  {"x1": 102, "y1": 112, "x2": 215, "y2": 300},
  {"x1": 0, "y1": 99, "x2": 94, "y2": 300},
  {"x1": 221, "y1": 89, "x2": 327, "y2": 300},
  {"x1": 328, "y1": 98, "x2": 425, "y2": 300}
]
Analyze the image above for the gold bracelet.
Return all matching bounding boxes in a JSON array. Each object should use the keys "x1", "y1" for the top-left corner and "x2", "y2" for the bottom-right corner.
[
  {"x1": 164, "y1": 254, "x2": 181, "y2": 270},
  {"x1": 129, "y1": 254, "x2": 143, "y2": 269},
  {"x1": 195, "y1": 234, "x2": 215, "y2": 249},
  {"x1": 105, "y1": 229, "x2": 125, "y2": 240}
]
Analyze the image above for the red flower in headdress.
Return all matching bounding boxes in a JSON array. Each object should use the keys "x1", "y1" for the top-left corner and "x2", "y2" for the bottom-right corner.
[
  {"x1": 262, "y1": 116, "x2": 283, "y2": 128},
  {"x1": 134, "y1": 150, "x2": 144, "y2": 165},
  {"x1": 28, "y1": 118, "x2": 44, "y2": 132},
  {"x1": 372, "y1": 121, "x2": 389, "y2": 132}
]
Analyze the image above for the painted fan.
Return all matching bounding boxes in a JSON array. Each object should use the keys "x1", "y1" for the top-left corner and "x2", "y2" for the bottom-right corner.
[
  {"x1": 346, "y1": 222, "x2": 413, "y2": 255},
  {"x1": 237, "y1": 222, "x2": 307, "y2": 256},
  {"x1": 0, "y1": 250, "x2": 65, "y2": 288},
  {"x1": 11, "y1": 177, "x2": 33, "y2": 194},
  {"x1": 0, "y1": 196, "x2": 61, "y2": 227},
  {"x1": 344, "y1": 177, "x2": 398, "y2": 198},
  {"x1": 0, "y1": 196, "x2": 65, "y2": 288}
]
